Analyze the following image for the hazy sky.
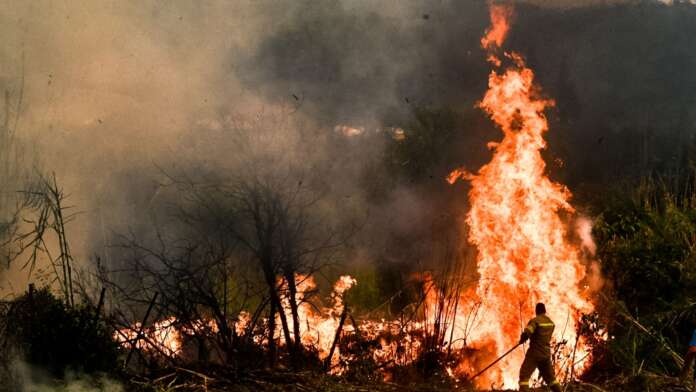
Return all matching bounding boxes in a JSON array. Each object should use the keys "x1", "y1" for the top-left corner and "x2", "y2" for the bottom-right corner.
[{"x1": 0, "y1": 0, "x2": 694, "y2": 294}]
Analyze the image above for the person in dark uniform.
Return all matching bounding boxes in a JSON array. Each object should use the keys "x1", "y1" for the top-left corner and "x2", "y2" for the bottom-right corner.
[
  {"x1": 680, "y1": 328, "x2": 696, "y2": 382},
  {"x1": 518, "y1": 303, "x2": 562, "y2": 392}
]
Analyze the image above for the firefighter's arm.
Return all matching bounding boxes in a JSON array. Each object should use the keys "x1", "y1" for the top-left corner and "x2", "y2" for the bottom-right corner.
[{"x1": 519, "y1": 320, "x2": 536, "y2": 344}]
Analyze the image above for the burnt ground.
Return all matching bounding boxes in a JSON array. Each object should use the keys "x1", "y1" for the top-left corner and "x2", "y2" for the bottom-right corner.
[{"x1": 122, "y1": 368, "x2": 693, "y2": 392}]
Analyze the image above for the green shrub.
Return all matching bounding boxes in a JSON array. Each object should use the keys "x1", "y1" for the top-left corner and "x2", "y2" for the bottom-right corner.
[
  {"x1": 590, "y1": 186, "x2": 696, "y2": 377},
  {"x1": 3, "y1": 287, "x2": 119, "y2": 378}
]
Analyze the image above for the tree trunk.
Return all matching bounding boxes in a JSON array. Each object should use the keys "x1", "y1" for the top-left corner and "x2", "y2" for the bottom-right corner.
[
  {"x1": 285, "y1": 271, "x2": 303, "y2": 357},
  {"x1": 262, "y1": 267, "x2": 293, "y2": 357},
  {"x1": 268, "y1": 295, "x2": 277, "y2": 367}
]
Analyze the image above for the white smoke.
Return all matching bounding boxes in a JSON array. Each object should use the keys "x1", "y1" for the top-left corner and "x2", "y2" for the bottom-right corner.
[
  {"x1": 574, "y1": 216, "x2": 604, "y2": 293},
  {"x1": 576, "y1": 216, "x2": 597, "y2": 255},
  {"x1": 8, "y1": 361, "x2": 123, "y2": 392}
]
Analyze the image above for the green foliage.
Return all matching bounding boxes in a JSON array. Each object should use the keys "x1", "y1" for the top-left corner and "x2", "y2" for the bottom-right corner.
[
  {"x1": 595, "y1": 201, "x2": 696, "y2": 316},
  {"x1": 3, "y1": 287, "x2": 118, "y2": 377},
  {"x1": 344, "y1": 264, "x2": 381, "y2": 313},
  {"x1": 590, "y1": 183, "x2": 696, "y2": 377},
  {"x1": 384, "y1": 108, "x2": 458, "y2": 181}
]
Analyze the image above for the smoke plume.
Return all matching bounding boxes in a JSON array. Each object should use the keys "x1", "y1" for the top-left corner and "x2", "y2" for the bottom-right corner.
[{"x1": 0, "y1": 0, "x2": 695, "y2": 291}]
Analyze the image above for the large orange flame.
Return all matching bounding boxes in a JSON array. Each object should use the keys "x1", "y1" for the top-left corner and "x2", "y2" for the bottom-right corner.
[{"x1": 449, "y1": 4, "x2": 595, "y2": 388}]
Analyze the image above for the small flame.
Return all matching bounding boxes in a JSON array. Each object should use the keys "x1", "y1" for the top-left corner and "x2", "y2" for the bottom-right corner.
[
  {"x1": 115, "y1": 316, "x2": 182, "y2": 357},
  {"x1": 446, "y1": 167, "x2": 468, "y2": 184},
  {"x1": 276, "y1": 274, "x2": 357, "y2": 373},
  {"x1": 480, "y1": 4, "x2": 512, "y2": 51}
]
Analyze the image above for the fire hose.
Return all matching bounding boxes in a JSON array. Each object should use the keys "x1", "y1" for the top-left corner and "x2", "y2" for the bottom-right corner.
[{"x1": 468, "y1": 342, "x2": 523, "y2": 381}]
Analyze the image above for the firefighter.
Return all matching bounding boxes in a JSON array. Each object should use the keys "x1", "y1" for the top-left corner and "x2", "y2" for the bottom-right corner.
[
  {"x1": 518, "y1": 303, "x2": 562, "y2": 392},
  {"x1": 680, "y1": 327, "x2": 696, "y2": 382}
]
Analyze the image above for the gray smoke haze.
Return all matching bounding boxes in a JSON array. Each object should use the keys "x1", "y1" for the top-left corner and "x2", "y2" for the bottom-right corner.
[
  {"x1": 1, "y1": 0, "x2": 695, "y2": 292},
  {"x1": 8, "y1": 360, "x2": 122, "y2": 392}
]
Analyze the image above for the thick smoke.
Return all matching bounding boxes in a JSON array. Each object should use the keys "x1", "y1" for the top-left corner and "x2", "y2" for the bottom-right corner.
[
  {"x1": 1, "y1": 0, "x2": 695, "y2": 293},
  {"x1": 239, "y1": 0, "x2": 696, "y2": 187},
  {"x1": 9, "y1": 360, "x2": 122, "y2": 392}
]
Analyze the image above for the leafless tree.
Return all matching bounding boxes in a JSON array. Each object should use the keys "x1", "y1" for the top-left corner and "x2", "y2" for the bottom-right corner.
[{"x1": 102, "y1": 165, "x2": 352, "y2": 367}]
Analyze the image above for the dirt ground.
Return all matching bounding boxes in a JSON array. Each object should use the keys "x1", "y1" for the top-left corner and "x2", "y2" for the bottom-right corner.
[{"x1": 123, "y1": 369, "x2": 694, "y2": 392}]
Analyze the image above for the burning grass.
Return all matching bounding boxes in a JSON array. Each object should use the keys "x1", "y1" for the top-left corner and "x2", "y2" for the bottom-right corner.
[{"x1": 111, "y1": 272, "x2": 603, "y2": 390}]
